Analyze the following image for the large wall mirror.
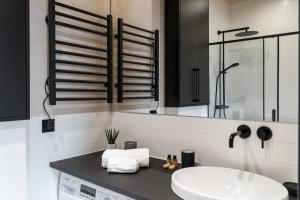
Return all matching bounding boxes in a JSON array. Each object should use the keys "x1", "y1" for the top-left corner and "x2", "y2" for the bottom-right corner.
[{"x1": 114, "y1": 0, "x2": 299, "y2": 124}]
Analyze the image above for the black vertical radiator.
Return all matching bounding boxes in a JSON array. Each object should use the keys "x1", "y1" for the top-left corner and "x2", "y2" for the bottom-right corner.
[
  {"x1": 116, "y1": 18, "x2": 159, "y2": 103},
  {"x1": 46, "y1": 0, "x2": 113, "y2": 105}
]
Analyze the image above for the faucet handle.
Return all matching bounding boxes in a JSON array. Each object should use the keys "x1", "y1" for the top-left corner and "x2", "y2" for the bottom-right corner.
[{"x1": 257, "y1": 126, "x2": 272, "y2": 149}]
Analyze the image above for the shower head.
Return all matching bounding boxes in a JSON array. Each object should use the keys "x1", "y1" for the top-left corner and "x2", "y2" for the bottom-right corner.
[
  {"x1": 235, "y1": 30, "x2": 259, "y2": 37},
  {"x1": 230, "y1": 63, "x2": 240, "y2": 68},
  {"x1": 222, "y1": 63, "x2": 240, "y2": 73}
]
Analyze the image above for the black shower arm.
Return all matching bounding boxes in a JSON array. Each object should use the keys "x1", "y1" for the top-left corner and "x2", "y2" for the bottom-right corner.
[{"x1": 218, "y1": 27, "x2": 249, "y2": 35}]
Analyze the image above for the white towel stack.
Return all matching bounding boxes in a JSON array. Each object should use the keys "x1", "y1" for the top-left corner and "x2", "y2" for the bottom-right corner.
[
  {"x1": 107, "y1": 158, "x2": 139, "y2": 173},
  {"x1": 102, "y1": 148, "x2": 149, "y2": 173}
]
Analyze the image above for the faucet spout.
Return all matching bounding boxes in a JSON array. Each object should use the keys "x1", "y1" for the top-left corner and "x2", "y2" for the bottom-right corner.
[
  {"x1": 229, "y1": 131, "x2": 241, "y2": 148},
  {"x1": 228, "y1": 125, "x2": 252, "y2": 148}
]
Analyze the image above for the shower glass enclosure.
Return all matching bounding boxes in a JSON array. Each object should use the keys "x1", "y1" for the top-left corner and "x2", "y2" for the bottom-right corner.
[{"x1": 209, "y1": 34, "x2": 299, "y2": 124}]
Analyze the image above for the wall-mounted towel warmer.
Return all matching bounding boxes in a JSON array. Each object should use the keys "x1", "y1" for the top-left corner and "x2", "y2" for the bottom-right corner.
[
  {"x1": 46, "y1": 0, "x2": 113, "y2": 105},
  {"x1": 116, "y1": 18, "x2": 159, "y2": 103}
]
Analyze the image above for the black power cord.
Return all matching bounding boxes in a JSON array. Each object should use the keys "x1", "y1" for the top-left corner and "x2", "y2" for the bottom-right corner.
[
  {"x1": 42, "y1": 77, "x2": 55, "y2": 133},
  {"x1": 43, "y1": 77, "x2": 51, "y2": 119},
  {"x1": 150, "y1": 101, "x2": 159, "y2": 114}
]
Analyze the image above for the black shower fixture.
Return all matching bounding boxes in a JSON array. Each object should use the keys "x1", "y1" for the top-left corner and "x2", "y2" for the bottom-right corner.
[
  {"x1": 212, "y1": 28, "x2": 299, "y2": 121},
  {"x1": 218, "y1": 27, "x2": 259, "y2": 37},
  {"x1": 235, "y1": 30, "x2": 259, "y2": 37},
  {"x1": 215, "y1": 27, "x2": 259, "y2": 119},
  {"x1": 221, "y1": 63, "x2": 239, "y2": 74},
  {"x1": 217, "y1": 27, "x2": 250, "y2": 35},
  {"x1": 213, "y1": 63, "x2": 240, "y2": 118}
]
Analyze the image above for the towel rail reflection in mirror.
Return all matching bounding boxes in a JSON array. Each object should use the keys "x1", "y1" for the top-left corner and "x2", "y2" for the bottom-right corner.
[{"x1": 116, "y1": 18, "x2": 159, "y2": 103}]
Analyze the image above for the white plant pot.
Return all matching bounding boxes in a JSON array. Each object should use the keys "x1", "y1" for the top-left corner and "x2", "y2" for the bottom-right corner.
[{"x1": 106, "y1": 143, "x2": 117, "y2": 149}]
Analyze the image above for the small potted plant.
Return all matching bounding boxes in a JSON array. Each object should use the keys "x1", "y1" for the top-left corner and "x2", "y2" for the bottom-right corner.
[{"x1": 105, "y1": 128, "x2": 119, "y2": 149}]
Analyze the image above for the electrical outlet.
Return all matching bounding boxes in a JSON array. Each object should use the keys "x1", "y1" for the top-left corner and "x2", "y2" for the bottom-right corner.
[{"x1": 42, "y1": 119, "x2": 55, "y2": 133}]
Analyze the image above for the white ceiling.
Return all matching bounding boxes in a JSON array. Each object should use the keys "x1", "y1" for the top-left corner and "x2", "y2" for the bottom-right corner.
[{"x1": 224, "y1": 0, "x2": 247, "y2": 4}]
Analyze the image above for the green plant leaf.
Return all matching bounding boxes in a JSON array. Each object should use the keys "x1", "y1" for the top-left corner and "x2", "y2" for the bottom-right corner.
[{"x1": 105, "y1": 128, "x2": 119, "y2": 144}]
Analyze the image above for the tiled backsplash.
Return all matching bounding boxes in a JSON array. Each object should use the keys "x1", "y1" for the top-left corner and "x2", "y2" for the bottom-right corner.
[
  {"x1": 112, "y1": 112, "x2": 298, "y2": 183},
  {"x1": 0, "y1": 122, "x2": 27, "y2": 200}
]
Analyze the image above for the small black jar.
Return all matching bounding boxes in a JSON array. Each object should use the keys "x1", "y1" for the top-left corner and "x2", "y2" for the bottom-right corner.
[{"x1": 181, "y1": 149, "x2": 195, "y2": 168}]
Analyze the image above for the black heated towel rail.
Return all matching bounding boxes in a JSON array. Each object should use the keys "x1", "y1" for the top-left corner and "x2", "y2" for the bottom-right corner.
[
  {"x1": 116, "y1": 18, "x2": 159, "y2": 103},
  {"x1": 47, "y1": 0, "x2": 113, "y2": 105}
]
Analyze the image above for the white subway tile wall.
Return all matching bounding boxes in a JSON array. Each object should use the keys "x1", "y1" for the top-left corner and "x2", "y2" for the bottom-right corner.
[
  {"x1": 0, "y1": 123, "x2": 27, "y2": 200},
  {"x1": 112, "y1": 112, "x2": 298, "y2": 183},
  {"x1": 27, "y1": 112, "x2": 111, "y2": 200}
]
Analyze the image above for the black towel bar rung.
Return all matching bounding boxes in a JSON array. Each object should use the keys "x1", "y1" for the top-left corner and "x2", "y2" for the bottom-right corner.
[
  {"x1": 123, "y1": 38, "x2": 155, "y2": 48},
  {"x1": 56, "y1": 60, "x2": 107, "y2": 69},
  {"x1": 56, "y1": 88, "x2": 107, "y2": 93},
  {"x1": 56, "y1": 50, "x2": 107, "y2": 60},
  {"x1": 55, "y1": 2, "x2": 108, "y2": 20},
  {"x1": 123, "y1": 23, "x2": 155, "y2": 34},
  {"x1": 123, "y1": 75, "x2": 155, "y2": 80},
  {"x1": 123, "y1": 90, "x2": 156, "y2": 93},
  {"x1": 56, "y1": 78, "x2": 107, "y2": 85},
  {"x1": 123, "y1": 68, "x2": 155, "y2": 73},
  {"x1": 123, "y1": 53, "x2": 156, "y2": 60},
  {"x1": 55, "y1": 21, "x2": 106, "y2": 36},
  {"x1": 123, "y1": 96, "x2": 156, "y2": 100},
  {"x1": 123, "y1": 82, "x2": 155, "y2": 86},
  {"x1": 55, "y1": 40, "x2": 107, "y2": 52},
  {"x1": 56, "y1": 97, "x2": 108, "y2": 101},
  {"x1": 55, "y1": 11, "x2": 107, "y2": 28},
  {"x1": 123, "y1": 60, "x2": 155, "y2": 67},
  {"x1": 123, "y1": 30, "x2": 155, "y2": 41},
  {"x1": 56, "y1": 69, "x2": 107, "y2": 76}
]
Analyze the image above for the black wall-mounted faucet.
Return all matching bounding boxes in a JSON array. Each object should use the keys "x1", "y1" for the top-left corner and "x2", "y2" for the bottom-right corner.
[
  {"x1": 229, "y1": 131, "x2": 241, "y2": 148},
  {"x1": 229, "y1": 125, "x2": 251, "y2": 148}
]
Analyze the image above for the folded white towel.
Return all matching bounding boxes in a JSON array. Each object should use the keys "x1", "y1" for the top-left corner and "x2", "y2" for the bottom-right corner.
[
  {"x1": 102, "y1": 148, "x2": 149, "y2": 168},
  {"x1": 107, "y1": 158, "x2": 139, "y2": 174}
]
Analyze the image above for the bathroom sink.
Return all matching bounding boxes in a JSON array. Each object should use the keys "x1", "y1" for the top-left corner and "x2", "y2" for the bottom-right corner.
[{"x1": 171, "y1": 166, "x2": 288, "y2": 200}]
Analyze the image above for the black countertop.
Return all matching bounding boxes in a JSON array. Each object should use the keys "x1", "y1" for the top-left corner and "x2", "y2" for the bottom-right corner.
[
  {"x1": 50, "y1": 151, "x2": 182, "y2": 200},
  {"x1": 50, "y1": 151, "x2": 295, "y2": 200}
]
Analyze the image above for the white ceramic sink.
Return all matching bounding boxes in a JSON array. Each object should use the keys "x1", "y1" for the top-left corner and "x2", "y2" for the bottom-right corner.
[{"x1": 171, "y1": 166, "x2": 288, "y2": 200}]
